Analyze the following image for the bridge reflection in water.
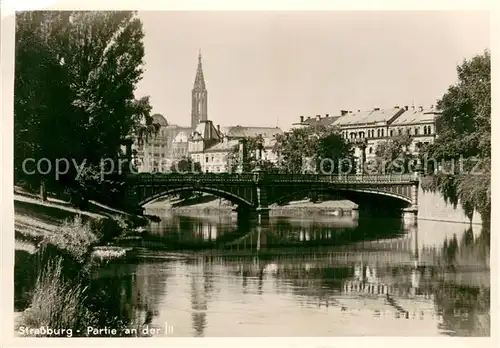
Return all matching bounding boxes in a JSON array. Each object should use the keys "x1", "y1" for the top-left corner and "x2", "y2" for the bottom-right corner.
[{"x1": 14, "y1": 212, "x2": 490, "y2": 337}]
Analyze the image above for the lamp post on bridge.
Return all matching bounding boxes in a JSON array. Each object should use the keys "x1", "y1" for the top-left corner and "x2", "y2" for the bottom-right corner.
[
  {"x1": 351, "y1": 138, "x2": 367, "y2": 175},
  {"x1": 252, "y1": 165, "x2": 269, "y2": 224}
]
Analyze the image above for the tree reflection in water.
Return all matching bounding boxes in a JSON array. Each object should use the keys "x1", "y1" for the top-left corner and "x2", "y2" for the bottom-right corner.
[{"x1": 14, "y1": 213, "x2": 490, "y2": 337}]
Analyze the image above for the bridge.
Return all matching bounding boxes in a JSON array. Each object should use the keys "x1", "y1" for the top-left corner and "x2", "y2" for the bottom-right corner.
[{"x1": 118, "y1": 170, "x2": 420, "y2": 221}]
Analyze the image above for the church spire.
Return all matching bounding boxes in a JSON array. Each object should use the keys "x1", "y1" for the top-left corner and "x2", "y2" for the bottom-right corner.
[
  {"x1": 194, "y1": 49, "x2": 206, "y2": 90},
  {"x1": 191, "y1": 51, "x2": 208, "y2": 129}
]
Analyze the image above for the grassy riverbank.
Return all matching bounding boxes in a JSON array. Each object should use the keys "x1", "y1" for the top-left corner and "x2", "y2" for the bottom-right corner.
[
  {"x1": 14, "y1": 186, "x2": 155, "y2": 336},
  {"x1": 14, "y1": 185, "x2": 149, "y2": 251}
]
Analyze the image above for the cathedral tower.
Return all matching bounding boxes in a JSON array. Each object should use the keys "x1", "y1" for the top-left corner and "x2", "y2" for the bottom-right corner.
[{"x1": 191, "y1": 51, "x2": 208, "y2": 129}]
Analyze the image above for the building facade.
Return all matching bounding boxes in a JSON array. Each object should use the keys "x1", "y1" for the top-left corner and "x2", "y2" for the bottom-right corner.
[
  {"x1": 335, "y1": 107, "x2": 406, "y2": 159},
  {"x1": 387, "y1": 106, "x2": 438, "y2": 153},
  {"x1": 133, "y1": 114, "x2": 192, "y2": 172},
  {"x1": 292, "y1": 105, "x2": 440, "y2": 173},
  {"x1": 188, "y1": 124, "x2": 283, "y2": 173}
]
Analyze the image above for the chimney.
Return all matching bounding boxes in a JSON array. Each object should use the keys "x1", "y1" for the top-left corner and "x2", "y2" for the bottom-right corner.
[
  {"x1": 316, "y1": 114, "x2": 321, "y2": 120},
  {"x1": 374, "y1": 107, "x2": 380, "y2": 111},
  {"x1": 325, "y1": 113, "x2": 329, "y2": 117},
  {"x1": 307, "y1": 116, "x2": 311, "y2": 120},
  {"x1": 404, "y1": 106, "x2": 409, "y2": 111},
  {"x1": 349, "y1": 111, "x2": 353, "y2": 113},
  {"x1": 357, "y1": 110, "x2": 360, "y2": 112},
  {"x1": 394, "y1": 105, "x2": 399, "y2": 109},
  {"x1": 300, "y1": 116, "x2": 304, "y2": 123},
  {"x1": 341, "y1": 110, "x2": 348, "y2": 116},
  {"x1": 418, "y1": 106, "x2": 424, "y2": 112}
]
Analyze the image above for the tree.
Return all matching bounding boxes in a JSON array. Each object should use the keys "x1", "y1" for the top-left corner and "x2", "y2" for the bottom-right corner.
[
  {"x1": 421, "y1": 50, "x2": 490, "y2": 223},
  {"x1": 225, "y1": 135, "x2": 278, "y2": 173},
  {"x1": 170, "y1": 156, "x2": 202, "y2": 174},
  {"x1": 273, "y1": 125, "x2": 354, "y2": 174},
  {"x1": 314, "y1": 127, "x2": 355, "y2": 174},
  {"x1": 14, "y1": 11, "x2": 157, "y2": 206},
  {"x1": 170, "y1": 157, "x2": 202, "y2": 200},
  {"x1": 374, "y1": 134, "x2": 417, "y2": 174},
  {"x1": 273, "y1": 128, "x2": 317, "y2": 173}
]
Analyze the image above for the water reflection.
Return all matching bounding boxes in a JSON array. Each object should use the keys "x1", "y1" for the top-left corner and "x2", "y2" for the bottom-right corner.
[{"x1": 15, "y1": 213, "x2": 490, "y2": 336}]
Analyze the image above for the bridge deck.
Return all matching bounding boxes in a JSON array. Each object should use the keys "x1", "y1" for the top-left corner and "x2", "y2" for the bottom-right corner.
[{"x1": 126, "y1": 173, "x2": 418, "y2": 184}]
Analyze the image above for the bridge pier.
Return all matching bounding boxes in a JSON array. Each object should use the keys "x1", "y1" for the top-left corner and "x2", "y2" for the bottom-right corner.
[
  {"x1": 256, "y1": 208, "x2": 270, "y2": 225},
  {"x1": 235, "y1": 206, "x2": 270, "y2": 225},
  {"x1": 401, "y1": 207, "x2": 418, "y2": 226},
  {"x1": 351, "y1": 208, "x2": 359, "y2": 220}
]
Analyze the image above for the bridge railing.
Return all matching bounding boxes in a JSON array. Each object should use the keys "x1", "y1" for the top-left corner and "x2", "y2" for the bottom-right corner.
[
  {"x1": 265, "y1": 173, "x2": 416, "y2": 183},
  {"x1": 126, "y1": 172, "x2": 256, "y2": 184},
  {"x1": 126, "y1": 172, "x2": 417, "y2": 184}
]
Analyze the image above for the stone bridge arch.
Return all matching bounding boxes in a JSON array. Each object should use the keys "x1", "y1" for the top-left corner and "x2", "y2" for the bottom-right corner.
[
  {"x1": 267, "y1": 186, "x2": 415, "y2": 217},
  {"x1": 120, "y1": 172, "x2": 419, "y2": 221},
  {"x1": 137, "y1": 186, "x2": 254, "y2": 207}
]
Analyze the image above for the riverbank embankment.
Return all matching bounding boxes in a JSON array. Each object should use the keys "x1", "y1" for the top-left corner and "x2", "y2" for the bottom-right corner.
[{"x1": 14, "y1": 186, "x2": 147, "y2": 258}]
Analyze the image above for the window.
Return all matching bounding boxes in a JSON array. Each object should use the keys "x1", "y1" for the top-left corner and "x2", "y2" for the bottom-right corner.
[
  {"x1": 377, "y1": 129, "x2": 380, "y2": 137},
  {"x1": 398, "y1": 128, "x2": 402, "y2": 135},
  {"x1": 390, "y1": 129, "x2": 394, "y2": 137},
  {"x1": 205, "y1": 156, "x2": 208, "y2": 163},
  {"x1": 407, "y1": 128, "x2": 411, "y2": 135},
  {"x1": 381, "y1": 129, "x2": 384, "y2": 137},
  {"x1": 369, "y1": 147, "x2": 373, "y2": 154},
  {"x1": 415, "y1": 127, "x2": 419, "y2": 135}
]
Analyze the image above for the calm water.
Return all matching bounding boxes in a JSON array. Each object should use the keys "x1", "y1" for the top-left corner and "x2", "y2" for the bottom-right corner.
[{"x1": 15, "y1": 210, "x2": 490, "y2": 337}]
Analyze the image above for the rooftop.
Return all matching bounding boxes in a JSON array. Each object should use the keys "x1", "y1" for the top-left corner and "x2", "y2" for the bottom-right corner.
[
  {"x1": 294, "y1": 115, "x2": 341, "y2": 127},
  {"x1": 152, "y1": 113, "x2": 169, "y2": 126},
  {"x1": 191, "y1": 120, "x2": 220, "y2": 141},
  {"x1": 333, "y1": 107, "x2": 405, "y2": 127},
  {"x1": 390, "y1": 107, "x2": 441, "y2": 125},
  {"x1": 173, "y1": 131, "x2": 189, "y2": 143},
  {"x1": 221, "y1": 125, "x2": 283, "y2": 138},
  {"x1": 205, "y1": 139, "x2": 239, "y2": 152}
]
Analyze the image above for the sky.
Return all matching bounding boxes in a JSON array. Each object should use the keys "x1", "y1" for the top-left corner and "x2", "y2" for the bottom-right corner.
[{"x1": 134, "y1": 11, "x2": 490, "y2": 130}]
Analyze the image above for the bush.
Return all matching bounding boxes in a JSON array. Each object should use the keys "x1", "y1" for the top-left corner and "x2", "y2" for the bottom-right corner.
[
  {"x1": 45, "y1": 215, "x2": 98, "y2": 264},
  {"x1": 20, "y1": 257, "x2": 93, "y2": 335}
]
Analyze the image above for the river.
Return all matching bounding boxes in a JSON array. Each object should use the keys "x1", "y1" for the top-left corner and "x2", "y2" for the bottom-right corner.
[{"x1": 14, "y1": 210, "x2": 490, "y2": 337}]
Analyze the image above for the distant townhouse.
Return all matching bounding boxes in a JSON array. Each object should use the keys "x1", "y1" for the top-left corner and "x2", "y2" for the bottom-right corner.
[
  {"x1": 291, "y1": 113, "x2": 341, "y2": 130},
  {"x1": 187, "y1": 122, "x2": 283, "y2": 173},
  {"x1": 387, "y1": 105, "x2": 439, "y2": 153},
  {"x1": 292, "y1": 104, "x2": 440, "y2": 172},
  {"x1": 333, "y1": 107, "x2": 406, "y2": 159},
  {"x1": 133, "y1": 113, "x2": 192, "y2": 172},
  {"x1": 188, "y1": 120, "x2": 221, "y2": 172},
  {"x1": 171, "y1": 131, "x2": 189, "y2": 161}
]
